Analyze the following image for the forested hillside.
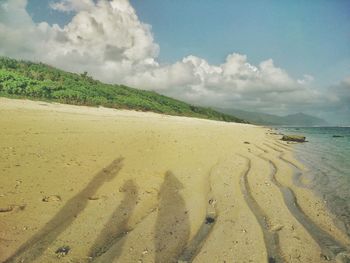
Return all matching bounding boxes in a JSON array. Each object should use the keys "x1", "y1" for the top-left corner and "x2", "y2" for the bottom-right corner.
[{"x1": 0, "y1": 57, "x2": 245, "y2": 123}]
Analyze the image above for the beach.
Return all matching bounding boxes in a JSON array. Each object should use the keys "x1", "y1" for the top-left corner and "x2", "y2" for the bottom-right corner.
[{"x1": 0, "y1": 98, "x2": 349, "y2": 263}]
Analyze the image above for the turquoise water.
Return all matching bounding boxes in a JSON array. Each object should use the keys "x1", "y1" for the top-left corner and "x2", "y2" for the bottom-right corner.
[{"x1": 276, "y1": 127, "x2": 350, "y2": 236}]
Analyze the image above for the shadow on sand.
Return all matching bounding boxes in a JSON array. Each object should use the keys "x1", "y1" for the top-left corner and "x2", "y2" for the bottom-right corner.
[
  {"x1": 89, "y1": 179, "x2": 138, "y2": 262},
  {"x1": 154, "y1": 171, "x2": 190, "y2": 263},
  {"x1": 4, "y1": 157, "x2": 124, "y2": 263}
]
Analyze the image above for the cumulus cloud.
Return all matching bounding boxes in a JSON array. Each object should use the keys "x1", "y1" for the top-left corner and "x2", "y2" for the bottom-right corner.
[
  {"x1": 49, "y1": 0, "x2": 94, "y2": 12},
  {"x1": 0, "y1": 0, "x2": 53, "y2": 59},
  {"x1": 322, "y1": 77, "x2": 350, "y2": 125},
  {"x1": 0, "y1": 0, "x2": 345, "y2": 122},
  {"x1": 0, "y1": 0, "x2": 159, "y2": 80},
  {"x1": 335, "y1": 77, "x2": 350, "y2": 101}
]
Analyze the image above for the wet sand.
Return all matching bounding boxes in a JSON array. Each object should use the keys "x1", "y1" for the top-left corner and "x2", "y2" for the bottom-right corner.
[{"x1": 0, "y1": 98, "x2": 349, "y2": 263}]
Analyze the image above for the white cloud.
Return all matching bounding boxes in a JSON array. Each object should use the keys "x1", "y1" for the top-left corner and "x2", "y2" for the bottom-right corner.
[
  {"x1": 297, "y1": 74, "x2": 314, "y2": 85},
  {"x1": 50, "y1": 0, "x2": 94, "y2": 13},
  {"x1": 0, "y1": 0, "x2": 159, "y2": 74},
  {"x1": 1, "y1": 0, "x2": 345, "y2": 121},
  {"x1": 332, "y1": 77, "x2": 350, "y2": 106},
  {"x1": 317, "y1": 77, "x2": 350, "y2": 125}
]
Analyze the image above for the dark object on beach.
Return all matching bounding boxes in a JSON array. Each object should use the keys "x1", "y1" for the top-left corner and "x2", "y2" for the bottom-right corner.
[
  {"x1": 332, "y1": 135, "x2": 344, "y2": 138},
  {"x1": 205, "y1": 216, "x2": 215, "y2": 224},
  {"x1": 268, "y1": 257, "x2": 276, "y2": 263},
  {"x1": 0, "y1": 206, "x2": 13, "y2": 213},
  {"x1": 88, "y1": 196, "x2": 100, "y2": 200},
  {"x1": 42, "y1": 195, "x2": 61, "y2": 202},
  {"x1": 281, "y1": 135, "x2": 306, "y2": 142},
  {"x1": 244, "y1": 141, "x2": 250, "y2": 144},
  {"x1": 55, "y1": 246, "x2": 71, "y2": 256}
]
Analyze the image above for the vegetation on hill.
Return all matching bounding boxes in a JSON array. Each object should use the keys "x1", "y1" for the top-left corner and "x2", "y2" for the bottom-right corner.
[{"x1": 0, "y1": 57, "x2": 246, "y2": 123}]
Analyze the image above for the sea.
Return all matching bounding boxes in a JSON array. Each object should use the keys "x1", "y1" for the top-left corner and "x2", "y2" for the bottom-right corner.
[{"x1": 275, "y1": 127, "x2": 350, "y2": 237}]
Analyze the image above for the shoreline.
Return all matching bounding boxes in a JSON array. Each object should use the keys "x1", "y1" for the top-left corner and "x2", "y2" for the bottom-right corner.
[
  {"x1": 274, "y1": 127, "x2": 350, "y2": 244},
  {"x1": 262, "y1": 133, "x2": 350, "y2": 259},
  {"x1": 0, "y1": 98, "x2": 349, "y2": 262}
]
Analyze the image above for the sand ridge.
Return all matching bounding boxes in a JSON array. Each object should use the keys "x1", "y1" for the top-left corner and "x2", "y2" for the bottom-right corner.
[{"x1": 0, "y1": 98, "x2": 349, "y2": 263}]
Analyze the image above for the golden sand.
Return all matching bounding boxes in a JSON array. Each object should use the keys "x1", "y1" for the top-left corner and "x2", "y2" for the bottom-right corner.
[{"x1": 0, "y1": 98, "x2": 349, "y2": 263}]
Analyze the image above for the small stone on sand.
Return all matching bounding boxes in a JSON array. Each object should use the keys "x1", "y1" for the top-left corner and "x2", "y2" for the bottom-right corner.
[
  {"x1": 0, "y1": 206, "x2": 13, "y2": 213},
  {"x1": 55, "y1": 245, "x2": 70, "y2": 257},
  {"x1": 42, "y1": 195, "x2": 61, "y2": 202},
  {"x1": 205, "y1": 216, "x2": 215, "y2": 224},
  {"x1": 88, "y1": 196, "x2": 100, "y2": 200},
  {"x1": 271, "y1": 224, "x2": 284, "y2": 232}
]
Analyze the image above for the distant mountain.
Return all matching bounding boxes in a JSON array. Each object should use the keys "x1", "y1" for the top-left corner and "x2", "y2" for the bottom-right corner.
[
  {"x1": 282, "y1": 112, "x2": 329, "y2": 126},
  {"x1": 215, "y1": 108, "x2": 329, "y2": 126},
  {"x1": 0, "y1": 57, "x2": 246, "y2": 123}
]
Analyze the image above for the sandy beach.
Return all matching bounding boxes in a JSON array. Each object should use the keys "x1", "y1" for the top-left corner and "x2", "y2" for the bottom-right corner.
[{"x1": 0, "y1": 98, "x2": 349, "y2": 263}]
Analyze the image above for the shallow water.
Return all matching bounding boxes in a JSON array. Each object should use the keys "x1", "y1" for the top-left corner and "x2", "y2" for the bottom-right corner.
[{"x1": 276, "y1": 127, "x2": 350, "y2": 237}]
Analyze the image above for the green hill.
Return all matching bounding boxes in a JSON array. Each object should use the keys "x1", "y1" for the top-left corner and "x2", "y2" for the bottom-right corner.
[{"x1": 0, "y1": 57, "x2": 245, "y2": 123}]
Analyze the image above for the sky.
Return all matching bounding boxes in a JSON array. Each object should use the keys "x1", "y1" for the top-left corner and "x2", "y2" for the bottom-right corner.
[{"x1": 1, "y1": 0, "x2": 350, "y2": 125}]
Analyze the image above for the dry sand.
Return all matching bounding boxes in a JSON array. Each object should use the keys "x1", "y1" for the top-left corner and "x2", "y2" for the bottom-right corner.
[{"x1": 0, "y1": 98, "x2": 349, "y2": 263}]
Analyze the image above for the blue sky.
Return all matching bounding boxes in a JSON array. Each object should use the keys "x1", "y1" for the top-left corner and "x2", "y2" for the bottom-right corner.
[{"x1": 26, "y1": 0, "x2": 350, "y2": 87}]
